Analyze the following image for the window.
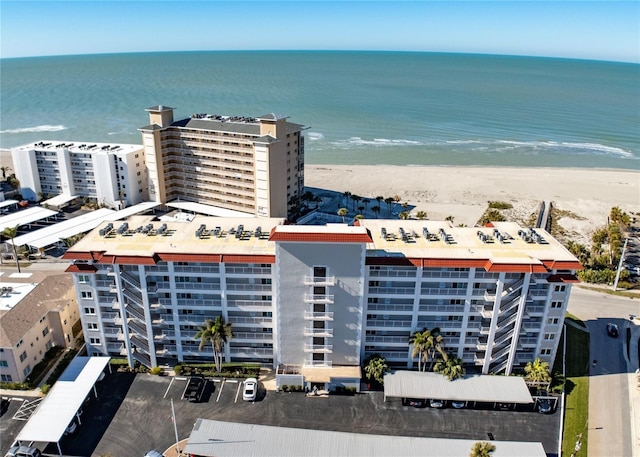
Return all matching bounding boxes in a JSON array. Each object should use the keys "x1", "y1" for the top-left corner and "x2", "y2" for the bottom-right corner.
[
  {"x1": 23, "y1": 366, "x2": 31, "y2": 377},
  {"x1": 42, "y1": 327, "x2": 49, "y2": 337},
  {"x1": 541, "y1": 349, "x2": 552, "y2": 355},
  {"x1": 0, "y1": 360, "x2": 8, "y2": 367},
  {"x1": 551, "y1": 301, "x2": 562, "y2": 309},
  {"x1": 78, "y1": 274, "x2": 90, "y2": 283},
  {"x1": 554, "y1": 285, "x2": 566, "y2": 292},
  {"x1": 16, "y1": 339, "x2": 23, "y2": 348},
  {"x1": 19, "y1": 351, "x2": 27, "y2": 362},
  {"x1": 89, "y1": 338, "x2": 101, "y2": 345},
  {"x1": 80, "y1": 291, "x2": 93, "y2": 299},
  {"x1": 39, "y1": 316, "x2": 46, "y2": 323},
  {"x1": 544, "y1": 333, "x2": 555, "y2": 340},
  {"x1": 1, "y1": 374, "x2": 13, "y2": 382},
  {"x1": 84, "y1": 307, "x2": 96, "y2": 315},
  {"x1": 547, "y1": 318, "x2": 559, "y2": 325},
  {"x1": 88, "y1": 323, "x2": 98, "y2": 330}
]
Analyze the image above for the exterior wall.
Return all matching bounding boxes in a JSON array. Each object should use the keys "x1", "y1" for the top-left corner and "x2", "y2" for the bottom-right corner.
[
  {"x1": 94, "y1": 153, "x2": 118, "y2": 207},
  {"x1": 275, "y1": 242, "x2": 365, "y2": 368},
  {"x1": 11, "y1": 148, "x2": 40, "y2": 201},
  {"x1": 142, "y1": 131, "x2": 165, "y2": 204}
]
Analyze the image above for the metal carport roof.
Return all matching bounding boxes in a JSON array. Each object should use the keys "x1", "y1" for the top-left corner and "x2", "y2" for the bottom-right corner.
[
  {"x1": 16, "y1": 357, "x2": 110, "y2": 449},
  {"x1": 41, "y1": 194, "x2": 78, "y2": 208},
  {"x1": 104, "y1": 201, "x2": 160, "y2": 221},
  {"x1": 383, "y1": 371, "x2": 533, "y2": 404},
  {"x1": 0, "y1": 206, "x2": 58, "y2": 232},
  {"x1": 166, "y1": 200, "x2": 254, "y2": 218}
]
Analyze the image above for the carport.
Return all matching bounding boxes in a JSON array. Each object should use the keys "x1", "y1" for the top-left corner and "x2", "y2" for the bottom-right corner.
[
  {"x1": 40, "y1": 194, "x2": 79, "y2": 211},
  {"x1": 383, "y1": 371, "x2": 533, "y2": 406},
  {"x1": 14, "y1": 356, "x2": 111, "y2": 455},
  {"x1": 0, "y1": 206, "x2": 58, "y2": 232}
]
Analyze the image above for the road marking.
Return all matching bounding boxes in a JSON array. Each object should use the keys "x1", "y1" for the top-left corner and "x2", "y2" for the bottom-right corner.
[
  {"x1": 216, "y1": 379, "x2": 225, "y2": 402},
  {"x1": 163, "y1": 377, "x2": 175, "y2": 399},
  {"x1": 235, "y1": 382, "x2": 242, "y2": 403}
]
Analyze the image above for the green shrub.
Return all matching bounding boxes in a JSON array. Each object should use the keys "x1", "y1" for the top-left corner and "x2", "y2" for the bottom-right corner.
[
  {"x1": 488, "y1": 201, "x2": 513, "y2": 210},
  {"x1": 25, "y1": 346, "x2": 63, "y2": 388},
  {"x1": 173, "y1": 365, "x2": 183, "y2": 375},
  {"x1": 281, "y1": 384, "x2": 288, "y2": 392},
  {"x1": 345, "y1": 386, "x2": 357, "y2": 394},
  {"x1": 40, "y1": 384, "x2": 51, "y2": 395},
  {"x1": 0, "y1": 382, "x2": 30, "y2": 390},
  {"x1": 150, "y1": 366, "x2": 163, "y2": 375},
  {"x1": 109, "y1": 358, "x2": 130, "y2": 366}
]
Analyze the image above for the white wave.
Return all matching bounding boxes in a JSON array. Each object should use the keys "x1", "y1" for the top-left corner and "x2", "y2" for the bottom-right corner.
[
  {"x1": 337, "y1": 137, "x2": 422, "y2": 147},
  {"x1": 0, "y1": 124, "x2": 67, "y2": 134},
  {"x1": 306, "y1": 132, "x2": 324, "y2": 141},
  {"x1": 494, "y1": 140, "x2": 633, "y2": 157}
]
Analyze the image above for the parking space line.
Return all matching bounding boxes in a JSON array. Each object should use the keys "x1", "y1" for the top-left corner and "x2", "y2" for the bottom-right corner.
[
  {"x1": 234, "y1": 381, "x2": 242, "y2": 403},
  {"x1": 216, "y1": 379, "x2": 225, "y2": 402},
  {"x1": 163, "y1": 377, "x2": 175, "y2": 399}
]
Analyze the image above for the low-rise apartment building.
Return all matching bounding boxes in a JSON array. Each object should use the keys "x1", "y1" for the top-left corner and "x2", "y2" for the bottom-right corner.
[
  {"x1": 0, "y1": 274, "x2": 80, "y2": 383},
  {"x1": 140, "y1": 105, "x2": 305, "y2": 219},
  {"x1": 11, "y1": 141, "x2": 148, "y2": 209},
  {"x1": 63, "y1": 216, "x2": 580, "y2": 389}
]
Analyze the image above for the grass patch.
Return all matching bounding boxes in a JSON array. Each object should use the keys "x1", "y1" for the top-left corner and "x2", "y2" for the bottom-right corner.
[
  {"x1": 488, "y1": 201, "x2": 513, "y2": 210},
  {"x1": 561, "y1": 321, "x2": 590, "y2": 457}
]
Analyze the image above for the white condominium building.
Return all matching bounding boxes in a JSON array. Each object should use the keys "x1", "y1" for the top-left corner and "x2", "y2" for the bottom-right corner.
[
  {"x1": 11, "y1": 141, "x2": 148, "y2": 209},
  {"x1": 64, "y1": 216, "x2": 580, "y2": 389},
  {"x1": 139, "y1": 105, "x2": 306, "y2": 219}
]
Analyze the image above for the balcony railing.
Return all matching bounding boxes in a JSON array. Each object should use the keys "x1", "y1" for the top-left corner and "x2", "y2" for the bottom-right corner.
[
  {"x1": 226, "y1": 283, "x2": 272, "y2": 291},
  {"x1": 303, "y1": 276, "x2": 336, "y2": 286},
  {"x1": 303, "y1": 294, "x2": 334, "y2": 304},
  {"x1": 304, "y1": 360, "x2": 333, "y2": 367},
  {"x1": 366, "y1": 319, "x2": 412, "y2": 328},
  {"x1": 304, "y1": 344, "x2": 333, "y2": 353},
  {"x1": 303, "y1": 311, "x2": 334, "y2": 321},
  {"x1": 303, "y1": 327, "x2": 333, "y2": 337}
]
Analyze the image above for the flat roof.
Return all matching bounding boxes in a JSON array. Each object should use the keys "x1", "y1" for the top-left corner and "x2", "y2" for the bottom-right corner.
[
  {"x1": 0, "y1": 282, "x2": 37, "y2": 313},
  {"x1": 16, "y1": 356, "x2": 110, "y2": 444},
  {"x1": 166, "y1": 201, "x2": 255, "y2": 218},
  {"x1": 41, "y1": 194, "x2": 78, "y2": 207},
  {"x1": 383, "y1": 371, "x2": 533, "y2": 404},
  {"x1": 105, "y1": 201, "x2": 161, "y2": 221},
  {"x1": 300, "y1": 366, "x2": 361, "y2": 383},
  {"x1": 0, "y1": 199, "x2": 19, "y2": 209},
  {"x1": 0, "y1": 206, "x2": 58, "y2": 232},
  {"x1": 183, "y1": 418, "x2": 546, "y2": 457},
  {"x1": 9, "y1": 208, "x2": 115, "y2": 249},
  {"x1": 12, "y1": 141, "x2": 143, "y2": 155}
]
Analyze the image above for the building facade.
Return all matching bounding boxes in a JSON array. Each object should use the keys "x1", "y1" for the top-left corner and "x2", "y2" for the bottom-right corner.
[
  {"x1": 63, "y1": 216, "x2": 580, "y2": 387},
  {"x1": 0, "y1": 274, "x2": 80, "y2": 383},
  {"x1": 11, "y1": 141, "x2": 148, "y2": 209},
  {"x1": 139, "y1": 106, "x2": 305, "y2": 219}
]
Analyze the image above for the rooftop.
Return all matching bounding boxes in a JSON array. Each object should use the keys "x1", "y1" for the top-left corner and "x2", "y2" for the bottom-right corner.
[{"x1": 12, "y1": 141, "x2": 143, "y2": 155}]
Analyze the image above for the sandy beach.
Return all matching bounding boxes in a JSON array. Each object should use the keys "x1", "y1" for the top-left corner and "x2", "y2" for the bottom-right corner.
[
  {"x1": 2, "y1": 149, "x2": 637, "y2": 244},
  {"x1": 305, "y1": 164, "x2": 639, "y2": 244}
]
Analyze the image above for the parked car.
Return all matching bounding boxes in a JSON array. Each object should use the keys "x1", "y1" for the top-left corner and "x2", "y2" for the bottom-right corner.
[
  {"x1": 537, "y1": 399, "x2": 553, "y2": 414},
  {"x1": 607, "y1": 323, "x2": 619, "y2": 338},
  {"x1": 496, "y1": 403, "x2": 512, "y2": 411},
  {"x1": 0, "y1": 397, "x2": 9, "y2": 415},
  {"x1": 451, "y1": 400, "x2": 466, "y2": 409},
  {"x1": 4, "y1": 446, "x2": 42, "y2": 457},
  {"x1": 243, "y1": 377, "x2": 258, "y2": 401},
  {"x1": 429, "y1": 399, "x2": 444, "y2": 408},
  {"x1": 182, "y1": 376, "x2": 206, "y2": 403},
  {"x1": 64, "y1": 420, "x2": 78, "y2": 435},
  {"x1": 143, "y1": 451, "x2": 163, "y2": 457}
]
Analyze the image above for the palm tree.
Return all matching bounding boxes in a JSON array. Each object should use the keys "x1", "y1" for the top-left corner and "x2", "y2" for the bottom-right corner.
[
  {"x1": 362, "y1": 198, "x2": 371, "y2": 211},
  {"x1": 524, "y1": 358, "x2": 552, "y2": 385},
  {"x1": 469, "y1": 441, "x2": 496, "y2": 457},
  {"x1": 434, "y1": 354, "x2": 465, "y2": 380},
  {"x1": 364, "y1": 354, "x2": 388, "y2": 386},
  {"x1": 425, "y1": 327, "x2": 447, "y2": 370},
  {"x1": 352, "y1": 195, "x2": 362, "y2": 211},
  {"x1": 313, "y1": 195, "x2": 322, "y2": 209},
  {"x1": 409, "y1": 329, "x2": 429, "y2": 372},
  {"x1": 445, "y1": 215, "x2": 455, "y2": 223},
  {"x1": 384, "y1": 197, "x2": 394, "y2": 214},
  {"x1": 194, "y1": 316, "x2": 233, "y2": 372},
  {"x1": 0, "y1": 166, "x2": 11, "y2": 180},
  {"x1": 371, "y1": 205, "x2": 380, "y2": 218},
  {"x1": 2, "y1": 225, "x2": 21, "y2": 273},
  {"x1": 337, "y1": 207, "x2": 349, "y2": 223},
  {"x1": 415, "y1": 210, "x2": 427, "y2": 220},
  {"x1": 343, "y1": 191, "x2": 351, "y2": 208},
  {"x1": 301, "y1": 190, "x2": 315, "y2": 208}
]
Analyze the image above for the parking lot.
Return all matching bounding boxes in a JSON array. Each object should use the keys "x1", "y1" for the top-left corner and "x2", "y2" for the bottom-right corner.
[{"x1": 0, "y1": 371, "x2": 561, "y2": 456}]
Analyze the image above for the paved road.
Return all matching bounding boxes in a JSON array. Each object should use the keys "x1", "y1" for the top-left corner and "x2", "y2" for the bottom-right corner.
[{"x1": 567, "y1": 286, "x2": 640, "y2": 457}]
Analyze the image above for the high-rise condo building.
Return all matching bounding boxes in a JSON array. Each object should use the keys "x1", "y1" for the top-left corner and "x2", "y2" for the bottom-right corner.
[
  {"x1": 64, "y1": 216, "x2": 580, "y2": 391},
  {"x1": 11, "y1": 141, "x2": 148, "y2": 209},
  {"x1": 139, "y1": 106, "x2": 306, "y2": 219}
]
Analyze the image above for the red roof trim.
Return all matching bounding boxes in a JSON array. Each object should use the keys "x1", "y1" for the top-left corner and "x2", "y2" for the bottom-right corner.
[
  {"x1": 422, "y1": 259, "x2": 487, "y2": 268},
  {"x1": 221, "y1": 255, "x2": 276, "y2": 264},
  {"x1": 61, "y1": 251, "x2": 94, "y2": 261},
  {"x1": 157, "y1": 253, "x2": 223, "y2": 263},
  {"x1": 541, "y1": 260, "x2": 583, "y2": 270},
  {"x1": 269, "y1": 231, "x2": 373, "y2": 243},
  {"x1": 366, "y1": 257, "x2": 419, "y2": 266},
  {"x1": 547, "y1": 274, "x2": 580, "y2": 283},
  {"x1": 485, "y1": 261, "x2": 548, "y2": 273},
  {"x1": 65, "y1": 264, "x2": 98, "y2": 273}
]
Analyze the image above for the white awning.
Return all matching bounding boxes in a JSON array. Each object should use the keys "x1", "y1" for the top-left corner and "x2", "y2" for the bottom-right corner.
[
  {"x1": 0, "y1": 206, "x2": 58, "y2": 232},
  {"x1": 9, "y1": 208, "x2": 115, "y2": 249},
  {"x1": 383, "y1": 371, "x2": 533, "y2": 404},
  {"x1": 166, "y1": 200, "x2": 254, "y2": 218},
  {"x1": 16, "y1": 356, "x2": 110, "y2": 444},
  {"x1": 0, "y1": 199, "x2": 19, "y2": 209},
  {"x1": 41, "y1": 194, "x2": 78, "y2": 208}
]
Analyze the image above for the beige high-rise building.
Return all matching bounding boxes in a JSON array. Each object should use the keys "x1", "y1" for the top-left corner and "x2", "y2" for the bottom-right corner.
[{"x1": 139, "y1": 106, "x2": 306, "y2": 219}]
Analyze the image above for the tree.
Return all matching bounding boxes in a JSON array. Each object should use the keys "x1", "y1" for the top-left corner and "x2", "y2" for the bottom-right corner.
[
  {"x1": 194, "y1": 316, "x2": 233, "y2": 372},
  {"x1": 352, "y1": 195, "x2": 362, "y2": 211},
  {"x1": 424, "y1": 327, "x2": 447, "y2": 370},
  {"x1": 384, "y1": 197, "x2": 394, "y2": 214},
  {"x1": 434, "y1": 355, "x2": 465, "y2": 381},
  {"x1": 362, "y1": 198, "x2": 371, "y2": 211},
  {"x1": 445, "y1": 215, "x2": 455, "y2": 223},
  {"x1": 375, "y1": 196, "x2": 384, "y2": 207},
  {"x1": 398, "y1": 211, "x2": 410, "y2": 220},
  {"x1": 469, "y1": 441, "x2": 496, "y2": 457},
  {"x1": 363, "y1": 354, "x2": 388, "y2": 386},
  {"x1": 2, "y1": 225, "x2": 21, "y2": 273},
  {"x1": 371, "y1": 205, "x2": 380, "y2": 218},
  {"x1": 343, "y1": 191, "x2": 351, "y2": 208},
  {"x1": 0, "y1": 166, "x2": 11, "y2": 179},
  {"x1": 415, "y1": 210, "x2": 427, "y2": 220},
  {"x1": 6, "y1": 174, "x2": 20, "y2": 190},
  {"x1": 409, "y1": 329, "x2": 429, "y2": 372},
  {"x1": 301, "y1": 190, "x2": 315, "y2": 208},
  {"x1": 337, "y1": 207, "x2": 349, "y2": 223},
  {"x1": 524, "y1": 358, "x2": 551, "y2": 385}
]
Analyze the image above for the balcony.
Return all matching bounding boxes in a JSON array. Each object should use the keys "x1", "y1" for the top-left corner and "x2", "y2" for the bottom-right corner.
[
  {"x1": 304, "y1": 359, "x2": 333, "y2": 367},
  {"x1": 303, "y1": 294, "x2": 334, "y2": 304},
  {"x1": 303, "y1": 344, "x2": 333, "y2": 353},
  {"x1": 303, "y1": 311, "x2": 334, "y2": 321},
  {"x1": 367, "y1": 319, "x2": 412, "y2": 328},
  {"x1": 303, "y1": 327, "x2": 333, "y2": 337},
  {"x1": 303, "y1": 276, "x2": 336, "y2": 286}
]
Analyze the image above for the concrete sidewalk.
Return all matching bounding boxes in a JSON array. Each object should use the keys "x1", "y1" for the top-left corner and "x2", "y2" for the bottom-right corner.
[{"x1": 627, "y1": 320, "x2": 640, "y2": 457}]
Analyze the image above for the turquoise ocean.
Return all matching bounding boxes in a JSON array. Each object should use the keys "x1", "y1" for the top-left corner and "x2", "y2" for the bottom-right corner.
[{"x1": 1, "y1": 51, "x2": 638, "y2": 169}]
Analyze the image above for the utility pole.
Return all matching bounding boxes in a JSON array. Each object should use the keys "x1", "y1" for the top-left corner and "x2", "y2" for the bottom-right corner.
[
  {"x1": 171, "y1": 398, "x2": 180, "y2": 456},
  {"x1": 613, "y1": 238, "x2": 628, "y2": 291}
]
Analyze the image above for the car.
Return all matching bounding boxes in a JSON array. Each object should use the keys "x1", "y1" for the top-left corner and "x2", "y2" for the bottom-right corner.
[
  {"x1": 65, "y1": 420, "x2": 78, "y2": 435},
  {"x1": 429, "y1": 399, "x2": 444, "y2": 408},
  {"x1": 537, "y1": 399, "x2": 553, "y2": 414},
  {"x1": 243, "y1": 377, "x2": 258, "y2": 401},
  {"x1": 182, "y1": 376, "x2": 206, "y2": 403},
  {"x1": 4, "y1": 446, "x2": 42, "y2": 457},
  {"x1": 496, "y1": 403, "x2": 512, "y2": 411},
  {"x1": 143, "y1": 451, "x2": 164, "y2": 457},
  {"x1": 405, "y1": 398, "x2": 426, "y2": 408},
  {"x1": 451, "y1": 400, "x2": 466, "y2": 409},
  {"x1": 607, "y1": 323, "x2": 619, "y2": 337}
]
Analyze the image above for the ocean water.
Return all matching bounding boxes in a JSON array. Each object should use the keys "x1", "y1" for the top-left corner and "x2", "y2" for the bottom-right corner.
[{"x1": 1, "y1": 51, "x2": 638, "y2": 169}]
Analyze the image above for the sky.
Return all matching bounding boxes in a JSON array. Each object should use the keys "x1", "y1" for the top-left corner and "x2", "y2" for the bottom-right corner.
[{"x1": 1, "y1": 1, "x2": 638, "y2": 63}]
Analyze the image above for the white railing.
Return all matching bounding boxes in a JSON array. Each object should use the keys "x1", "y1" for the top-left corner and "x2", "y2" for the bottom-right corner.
[
  {"x1": 366, "y1": 319, "x2": 412, "y2": 328},
  {"x1": 303, "y1": 344, "x2": 333, "y2": 352},
  {"x1": 304, "y1": 360, "x2": 333, "y2": 367},
  {"x1": 303, "y1": 327, "x2": 333, "y2": 337},
  {"x1": 303, "y1": 294, "x2": 334, "y2": 304},
  {"x1": 303, "y1": 276, "x2": 336, "y2": 286},
  {"x1": 303, "y1": 311, "x2": 334, "y2": 320}
]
